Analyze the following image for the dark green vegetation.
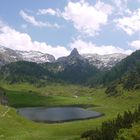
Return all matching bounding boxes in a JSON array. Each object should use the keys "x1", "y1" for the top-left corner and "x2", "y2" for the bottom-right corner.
[
  {"x1": 0, "y1": 50, "x2": 140, "y2": 140},
  {"x1": 0, "y1": 61, "x2": 51, "y2": 84},
  {"x1": 81, "y1": 105, "x2": 140, "y2": 140},
  {"x1": 116, "y1": 121, "x2": 140, "y2": 140},
  {"x1": 0, "y1": 60, "x2": 98, "y2": 85},
  {"x1": 92, "y1": 50, "x2": 140, "y2": 89}
]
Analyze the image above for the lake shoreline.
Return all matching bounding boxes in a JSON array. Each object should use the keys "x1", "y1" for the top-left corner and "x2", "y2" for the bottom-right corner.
[{"x1": 17, "y1": 106, "x2": 104, "y2": 123}]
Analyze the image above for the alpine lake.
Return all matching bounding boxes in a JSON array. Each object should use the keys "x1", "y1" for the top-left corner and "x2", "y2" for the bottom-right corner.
[{"x1": 18, "y1": 107, "x2": 102, "y2": 123}]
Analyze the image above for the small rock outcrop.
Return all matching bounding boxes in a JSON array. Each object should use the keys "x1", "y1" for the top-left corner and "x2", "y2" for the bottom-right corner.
[{"x1": 0, "y1": 87, "x2": 8, "y2": 105}]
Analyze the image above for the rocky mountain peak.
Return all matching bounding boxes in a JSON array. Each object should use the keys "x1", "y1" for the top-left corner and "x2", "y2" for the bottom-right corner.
[
  {"x1": 56, "y1": 48, "x2": 87, "y2": 68},
  {"x1": 70, "y1": 48, "x2": 80, "y2": 57}
]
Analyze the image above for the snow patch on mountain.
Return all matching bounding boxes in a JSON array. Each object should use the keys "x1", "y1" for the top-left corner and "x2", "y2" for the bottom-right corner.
[
  {"x1": 0, "y1": 45, "x2": 55, "y2": 66},
  {"x1": 82, "y1": 53, "x2": 127, "y2": 69}
]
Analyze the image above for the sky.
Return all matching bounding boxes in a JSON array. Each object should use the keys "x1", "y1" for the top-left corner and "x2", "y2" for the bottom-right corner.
[{"x1": 0, "y1": 0, "x2": 140, "y2": 58}]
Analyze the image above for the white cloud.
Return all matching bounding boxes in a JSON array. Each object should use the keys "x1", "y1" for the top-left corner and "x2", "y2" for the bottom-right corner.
[
  {"x1": 38, "y1": 8, "x2": 56, "y2": 15},
  {"x1": 62, "y1": 0, "x2": 113, "y2": 36},
  {"x1": 114, "y1": 9, "x2": 140, "y2": 35},
  {"x1": 129, "y1": 40, "x2": 140, "y2": 49},
  {"x1": 0, "y1": 21, "x2": 69, "y2": 58},
  {"x1": 70, "y1": 39, "x2": 132, "y2": 55},
  {"x1": 37, "y1": 8, "x2": 61, "y2": 17},
  {"x1": 113, "y1": 0, "x2": 127, "y2": 8},
  {"x1": 112, "y1": 0, "x2": 132, "y2": 16},
  {"x1": 113, "y1": 0, "x2": 127, "y2": 12},
  {"x1": 19, "y1": 10, "x2": 47, "y2": 27},
  {"x1": 19, "y1": 10, "x2": 60, "y2": 28}
]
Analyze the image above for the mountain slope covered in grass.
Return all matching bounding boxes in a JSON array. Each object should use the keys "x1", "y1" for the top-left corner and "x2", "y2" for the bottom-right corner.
[{"x1": 0, "y1": 83, "x2": 140, "y2": 140}]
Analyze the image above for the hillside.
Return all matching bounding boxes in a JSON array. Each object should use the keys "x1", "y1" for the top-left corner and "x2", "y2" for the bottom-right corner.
[
  {"x1": 0, "y1": 83, "x2": 140, "y2": 140},
  {"x1": 105, "y1": 50, "x2": 140, "y2": 90},
  {"x1": 80, "y1": 50, "x2": 140, "y2": 140},
  {"x1": 0, "y1": 61, "x2": 50, "y2": 84},
  {"x1": 0, "y1": 49, "x2": 99, "y2": 84},
  {"x1": 88, "y1": 50, "x2": 140, "y2": 88},
  {"x1": 104, "y1": 50, "x2": 140, "y2": 83}
]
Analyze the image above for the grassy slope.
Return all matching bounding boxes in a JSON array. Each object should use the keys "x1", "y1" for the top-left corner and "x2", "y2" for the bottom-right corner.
[{"x1": 0, "y1": 83, "x2": 140, "y2": 140}]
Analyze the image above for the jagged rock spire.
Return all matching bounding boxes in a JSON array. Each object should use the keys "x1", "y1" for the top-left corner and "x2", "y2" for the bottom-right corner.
[{"x1": 70, "y1": 48, "x2": 80, "y2": 57}]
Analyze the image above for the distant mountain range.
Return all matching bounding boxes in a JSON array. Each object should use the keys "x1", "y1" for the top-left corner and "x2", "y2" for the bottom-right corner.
[
  {"x1": 0, "y1": 45, "x2": 140, "y2": 87},
  {"x1": 0, "y1": 45, "x2": 55, "y2": 66},
  {"x1": 0, "y1": 48, "x2": 98, "y2": 84},
  {"x1": 82, "y1": 53, "x2": 127, "y2": 69},
  {"x1": 0, "y1": 45, "x2": 127, "y2": 69}
]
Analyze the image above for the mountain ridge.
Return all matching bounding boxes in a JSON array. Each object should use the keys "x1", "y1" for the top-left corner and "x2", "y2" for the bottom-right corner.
[
  {"x1": 0, "y1": 45, "x2": 55, "y2": 66},
  {"x1": 0, "y1": 46, "x2": 127, "y2": 69},
  {"x1": 0, "y1": 48, "x2": 140, "y2": 87},
  {"x1": 82, "y1": 53, "x2": 127, "y2": 69}
]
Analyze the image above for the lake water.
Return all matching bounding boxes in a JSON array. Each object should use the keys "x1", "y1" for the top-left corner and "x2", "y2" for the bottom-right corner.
[{"x1": 18, "y1": 107, "x2": 102, "y2": 123}]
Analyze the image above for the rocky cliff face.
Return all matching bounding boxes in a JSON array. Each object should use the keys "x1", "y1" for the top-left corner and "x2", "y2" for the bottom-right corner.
[{"x1": 57, "y1": 48, "x2": 87, "y2": 65}]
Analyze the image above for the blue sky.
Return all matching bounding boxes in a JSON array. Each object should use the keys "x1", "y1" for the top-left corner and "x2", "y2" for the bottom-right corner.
[{"x1": 0, "y1": 0, "x2": 140, "y2": 58}]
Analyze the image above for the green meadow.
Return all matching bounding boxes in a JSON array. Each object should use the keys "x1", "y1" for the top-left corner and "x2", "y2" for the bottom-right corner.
[{"x1": 0, "y1": 83, "x2": 140, "y2": 140}]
